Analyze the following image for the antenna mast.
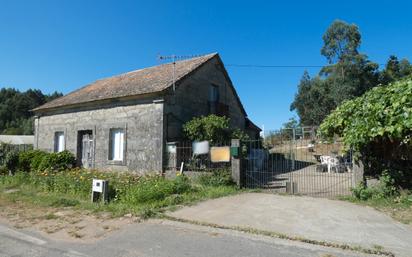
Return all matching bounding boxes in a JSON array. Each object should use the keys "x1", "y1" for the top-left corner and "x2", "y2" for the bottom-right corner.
[{"x1": 157, "y1": 54, "x2": 202, "y2": 91}]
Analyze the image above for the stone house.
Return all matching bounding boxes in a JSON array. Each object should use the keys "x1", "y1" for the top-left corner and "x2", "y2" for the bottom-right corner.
[{"x1": 33, "y1": 53, "x2": 260, "y2": 174}]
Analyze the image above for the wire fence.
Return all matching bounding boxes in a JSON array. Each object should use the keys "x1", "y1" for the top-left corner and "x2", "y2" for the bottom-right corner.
[
  {"x1": 164, "y1": 141, "x2": 231, "y2": 173},
  {"x1": 0, "y1": 143, "x2": 33, "y2": 166},
  {"x1": 246, "y1": 127, "x2": 359, "y2": 198}
]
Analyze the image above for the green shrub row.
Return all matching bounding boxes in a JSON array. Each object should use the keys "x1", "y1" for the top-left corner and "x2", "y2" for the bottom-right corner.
[
  {"x1": 4, "y1": 150, "x2": 76, "y2": 173},
  {"x1": 0, "y1": 169, "x2": 194, "y2": 205}
]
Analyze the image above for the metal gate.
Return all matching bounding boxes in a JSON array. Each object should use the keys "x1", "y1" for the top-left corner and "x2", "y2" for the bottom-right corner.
[{"x1": 245, "y1": 127, "x2": 357, "y2": 198}]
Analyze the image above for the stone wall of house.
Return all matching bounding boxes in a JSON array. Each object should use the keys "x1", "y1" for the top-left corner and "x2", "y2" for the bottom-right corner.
[
  {"x1": 34, "y1": 98, "x2": 164, "y2": 174},
  {"x1": 164, "y1": 56, "x2": 247, "y2": 141}
]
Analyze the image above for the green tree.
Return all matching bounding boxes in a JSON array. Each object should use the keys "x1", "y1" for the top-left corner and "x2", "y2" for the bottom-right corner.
[
  {"x1": 290, "y1": 20, "x2": 412, "y2": 126},
  {"x1": 319, "y1": 77, "x2": 412, "y2": 187},
  {"x1": 322, "y1": 55, "x2": 379, "y2": 106},
  {"x1": 320, "y1": 20, "x2": 379, "y2": 106},
  {"x1": 379, "y1": 55, "x2": 412, "y2": 85},
  {"x1": 282, "y1": 117, "x2": 299, "y2": 130},
  {"x1": 291, "y1": 73, "x2": 335, "y2": 125},
  {"x1": 320, "y1": 20, "x2": 361, "y2": 64},
  {"x1": 183, "y1": 115, "x2": 231, "y2": 143},
  {"x1": 0, "y1": 88, "x2": 62, "y2": 135},
  {"x1": 183, "y1": 115, "x2": 248, "y2": 144}
]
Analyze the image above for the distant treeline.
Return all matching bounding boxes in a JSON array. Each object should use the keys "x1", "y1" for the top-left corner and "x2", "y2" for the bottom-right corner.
[{"x1": 0, "y1": 88, "x2": 62, "y2": 135}]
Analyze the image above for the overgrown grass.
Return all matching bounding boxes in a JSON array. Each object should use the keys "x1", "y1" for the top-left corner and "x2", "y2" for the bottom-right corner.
[
  {"x1": 340, "y1": 175, "x2": 412, "y2": 225},
  {"x1": 0, "y1": 169, "x2": 241, "y2": 219},
  {"x1": 340, "y1": 191, "x2": 412, "y2": 225}
]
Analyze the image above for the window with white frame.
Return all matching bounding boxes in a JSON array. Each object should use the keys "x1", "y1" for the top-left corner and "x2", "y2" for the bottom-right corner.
[
  {"x1": 54, "y1": 131, "x2": 65, "y2": 152},
  {"x1": 109, "y1": 128, "x2": 125, "y2": 161}
]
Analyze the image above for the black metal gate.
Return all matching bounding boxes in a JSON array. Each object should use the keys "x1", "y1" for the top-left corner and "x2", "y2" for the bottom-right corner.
[{"x1": 245, "y1": 127, "x2": 357, "y2": 198}]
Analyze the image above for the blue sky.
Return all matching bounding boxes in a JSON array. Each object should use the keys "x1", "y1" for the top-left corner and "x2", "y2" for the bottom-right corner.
[{"x1": 0, "y1": 0, "x2": 411, "y2": 130}]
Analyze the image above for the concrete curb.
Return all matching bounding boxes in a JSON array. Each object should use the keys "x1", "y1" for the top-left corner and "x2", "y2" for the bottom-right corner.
[{"x1": 162, "y1": 215, "x2": 395, "y2": 257}]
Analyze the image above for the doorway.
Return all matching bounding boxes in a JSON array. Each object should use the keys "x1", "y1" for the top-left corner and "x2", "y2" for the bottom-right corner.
[{"x1": 77, "y1": 130, "x2": 94, "y2": 168}]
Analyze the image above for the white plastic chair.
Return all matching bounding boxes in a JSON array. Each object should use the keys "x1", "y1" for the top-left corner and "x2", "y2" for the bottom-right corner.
[
  {"x1": 327, "y1": 157, "x2": 339, "y2": 173},
  {"x1": 320, "y1": 155, "x2": 330, "y2": 165}
]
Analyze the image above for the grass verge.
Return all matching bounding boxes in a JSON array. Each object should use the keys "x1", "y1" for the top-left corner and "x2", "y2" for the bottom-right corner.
[
  {"x1": 163, "y1": 215, "x2": 395, "y2": 257},
  {"x1": 339, "y1": 193, "x2": 412, "y2": 225},
  {"x1": 0, "y1": 169, "x2": 243, "y2": 219}
]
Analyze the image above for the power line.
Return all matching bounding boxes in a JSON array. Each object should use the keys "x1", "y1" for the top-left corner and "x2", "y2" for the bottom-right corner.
[
  {"x1": 226, "y1": 64, "x2": 324, "y2": 68},
  {"x1": 226, "y1": 63, "x2": 386, "y2": 68}
]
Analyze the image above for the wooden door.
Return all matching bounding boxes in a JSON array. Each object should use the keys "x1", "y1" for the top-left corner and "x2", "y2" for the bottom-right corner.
[{"x1": 81, "y1": 133, "x2": 94, "y2": 168}]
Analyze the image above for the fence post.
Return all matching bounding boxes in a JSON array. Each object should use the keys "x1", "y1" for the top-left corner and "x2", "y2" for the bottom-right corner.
[
  {"x1": 231, "y1": 139, "x2": 244, "y2": 187},
  {"x1": 164, "y1": 142, "x2": 178, "y2": 178},
  {"x1": 352, "y1": 158, "x2": 364, "y2": 186}
]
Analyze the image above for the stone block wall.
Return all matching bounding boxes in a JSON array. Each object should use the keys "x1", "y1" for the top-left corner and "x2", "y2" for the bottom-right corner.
[
  {"x1": 34, "y1": 98, "x2": 164, "y2": 174},
  {"x1": 164, "y1": 56, "x2": 247, "y2": 141}
]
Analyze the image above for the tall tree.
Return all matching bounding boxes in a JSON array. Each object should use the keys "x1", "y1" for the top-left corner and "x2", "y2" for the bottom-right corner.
[
  {"x1": 320, "y1": 20, "x2": 379, "y2": 106},
  {"x1": 290, "y1": 72, "x2": 335, "y2": 125},
  {"x1": 322, "y1": 54, "x2": 379, "y2": 106},
  {"x1": 379, "y1": 55, "x2": 412, "y2": 85},
  {"x1": 320, "y1": 20, "x2": 361, "y2": 64},
  {"x1": 290, "y1": 20, "x2": 411, "y2": 126}
]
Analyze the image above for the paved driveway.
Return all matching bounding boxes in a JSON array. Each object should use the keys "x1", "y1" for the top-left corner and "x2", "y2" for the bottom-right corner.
[{"x1": 170, "y1": 193, "x2": 412, "y2": 257}]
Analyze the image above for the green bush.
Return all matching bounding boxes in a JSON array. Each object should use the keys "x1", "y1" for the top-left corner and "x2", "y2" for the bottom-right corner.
[
  {"x1": 352, "y1": 171, "x2": 399, "y2": 200},
  {"x1": 4, "y1": 150, "x2": 19, "y2": 174},
  {"x1": 183, "y1": 114, "x2": 249, "y2": 144},
  {"x1": 139, "y1": 207, "x2": 157, "y2": 219},
  {"x1": 0, "y1": 166, "x2": 8, "y2": 176},
  {"x1": 197, "y1": 168, "x2": 234, "y2": 187},
  {"x1": 378, "y1": 170, "x2": 398, "y2": 197},
  {"x1": 319, "y1": 77, "x2": 412, "y2": 184},
  {"x1": 183, "y1": 115, "x2": 231, "y2": 144},
  {"x1": 34, "y1": 150, "x2": 76, "y2": 172},
  {"x1": 37, "y1": 151, "x2": 76, "y2": 172},
  {"x1": 351, "y1": 183, "x2": 374, "y2": 200},
  {"x1": 173, "y1": 175, "x2": 192, "y2": 194},
  {"x1": 121, "y1": 175, "x2": 192, "y2": 205},
  {"x1": 14, "y1": 150, "x2": 76, "y2": 173},
  {"x1": 18, "y1": 150, "x2": 45, "y2": 172},
  {"x1": 30, "y1": 151, "x2": 49, "y2": 171}
]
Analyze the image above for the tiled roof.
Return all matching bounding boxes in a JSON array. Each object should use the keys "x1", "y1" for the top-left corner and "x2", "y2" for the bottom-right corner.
[{"x1": 34, "y1": 53, "x2": 218, "y2": 111}]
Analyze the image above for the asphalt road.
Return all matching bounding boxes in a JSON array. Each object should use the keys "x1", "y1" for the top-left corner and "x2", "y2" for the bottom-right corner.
[{"x1": 0, "y1": 220, "x2": 374, "y2": 257}]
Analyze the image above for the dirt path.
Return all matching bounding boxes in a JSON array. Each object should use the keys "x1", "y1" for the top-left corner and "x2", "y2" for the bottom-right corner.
[{"x1": 0, "y1": 198, "x2": 138, "y2": 243}]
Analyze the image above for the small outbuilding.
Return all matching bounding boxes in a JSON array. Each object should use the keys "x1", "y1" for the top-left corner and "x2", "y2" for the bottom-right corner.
[{"x1": 0, "y1": 135, "x2": 34, "y2": 145}]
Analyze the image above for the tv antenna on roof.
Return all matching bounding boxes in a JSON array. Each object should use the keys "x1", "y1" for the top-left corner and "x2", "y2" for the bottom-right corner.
[{"x1": 157, "y1": 54, "x2": 203, "y2": 91}]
